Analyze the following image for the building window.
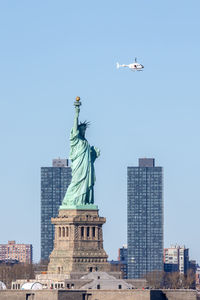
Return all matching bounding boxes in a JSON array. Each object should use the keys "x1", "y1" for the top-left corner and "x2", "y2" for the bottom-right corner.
[
  {"x1": 97, "y1": 284, "x2": 100, "y2": 289},
  {"x1": 59, "y1": 227, "x2": 61, "y2": 237},
  {"x1": 118, "y1": 285, "x2": 122, "y2": 289},
  {"x1": 92, "y1": 227, "x2": 95, "y2": 237},
  {"x1": 81, "y1": 227, "x2": 84, "y2": 237},
  {"x1": 66, "y1": 227, "x2": 69, "y2": 237},
  {"x1": 87, "y1": 227, "x2": 90, "y2": 237},
  {"x1": 62, "y1": 227, "x2": 65, "y2": 237}
]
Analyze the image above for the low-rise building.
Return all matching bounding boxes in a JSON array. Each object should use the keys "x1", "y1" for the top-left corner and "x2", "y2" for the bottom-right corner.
[{"x1": 0, "y1": 241, "x2": 32, "y2": 264}]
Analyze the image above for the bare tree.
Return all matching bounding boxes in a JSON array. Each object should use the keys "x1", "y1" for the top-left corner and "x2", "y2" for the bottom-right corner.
[
  {"x1": 146, "y1": 270, "x2": 166, "y2": 289},
  {"x1": 167, "y1": 272, "x2": 181, "y2": 289},
  {"x1": 0, "y1": 263, "x2": 35, "y2": 288},
  {"x1": 158, "y1": 270, "x2": 196, "y2": 290},
  {"x1": 183, "y1": 269, "x2": 196, "y2": 289}
]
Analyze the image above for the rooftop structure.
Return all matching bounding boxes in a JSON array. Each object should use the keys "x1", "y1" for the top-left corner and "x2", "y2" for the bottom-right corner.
[
  {"x1": 80, "y1": 272, "x2": 133, "y2": 290},
  {"x1": 0, "y1": 282, "x2": 6, "y2": 290}
]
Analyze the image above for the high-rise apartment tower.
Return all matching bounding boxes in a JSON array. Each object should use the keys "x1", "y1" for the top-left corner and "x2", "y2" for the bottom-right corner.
[
  {"x1": 127, "y1": 158, "x2": 163, "y2": 278},
  {"x1": 41, "y1": 158, "x2": 71, "y2": 261}
]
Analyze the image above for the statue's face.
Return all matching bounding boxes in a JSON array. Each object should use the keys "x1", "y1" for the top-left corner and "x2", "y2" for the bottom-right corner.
[{"x1": 79, "y1": 125, "x2": 86, "y2": 137}]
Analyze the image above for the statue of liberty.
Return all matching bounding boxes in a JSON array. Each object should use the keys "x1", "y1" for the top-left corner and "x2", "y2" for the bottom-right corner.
[{"x1": 60, "y1": 97, "x2": 100, "y2": 209}]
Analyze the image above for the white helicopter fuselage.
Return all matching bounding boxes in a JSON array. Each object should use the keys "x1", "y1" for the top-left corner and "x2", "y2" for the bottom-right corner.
[{"x1": 117, "y1": 61, "x2": 144, "y2": 71}]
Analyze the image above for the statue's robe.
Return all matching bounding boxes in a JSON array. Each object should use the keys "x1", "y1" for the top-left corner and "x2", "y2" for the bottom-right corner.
[{"x1": 62, "y1": 128, "x2": 97, "y2": 206}]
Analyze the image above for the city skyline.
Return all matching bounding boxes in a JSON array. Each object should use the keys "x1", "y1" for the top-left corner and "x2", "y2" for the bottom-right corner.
[{"x1": 0, "y1": 1, "x2": 200, "y2": 263}]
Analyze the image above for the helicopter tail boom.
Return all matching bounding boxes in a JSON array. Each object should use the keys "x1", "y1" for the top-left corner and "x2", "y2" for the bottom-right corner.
[{"x1": 116, "y1": 62, "x2": 128, "y2": 68}]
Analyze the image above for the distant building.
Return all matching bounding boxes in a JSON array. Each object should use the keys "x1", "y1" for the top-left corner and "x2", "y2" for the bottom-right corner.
[
  {"x1": 110, "y1": 260, "x2": 127, "y2": 279},
  {"x1": 109, "y1": 245, "x2": 128, "y2": 279},
  {"x1": 164, "y1": 263, "x2": 179, "y2": 273},
  {"x1": 118, "y1": 244, "x2": 128, "y2": 263},
  {"x1": 188, "y1": 260, "x2": 196, "y2": 278},
  {"x1": 0, "y1": 241, "x2": 32, "y2": 264},
  {"x1": 41, "y1": 158, "x2": 71, "y2": 261},
  {"x1": 188, "y1": 260, "x2": 197, "y2": 289},
  {"x1": 196, "y1": 265, "x2": 200, "y2": 287},
  {"x1": 189, "y1": 260, "x2": 196, "y2": 272},
  {"x1": 164, "y1": 245, "x2": 189, "y2": 274},
  {"x1": 118, "y1": 245, "x2": 128, "y2": 279},
  {"x1": 127, "y1": 158, "x2": 163, "y2": 279}
]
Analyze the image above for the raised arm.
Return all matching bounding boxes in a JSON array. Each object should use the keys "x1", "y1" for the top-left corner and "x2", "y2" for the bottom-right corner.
[
  {"x1": 73, "y1": 105, "x2": 80, "y2": 133},
  {"x1": 72, "y1": 97, "x2": 82, "y2": 133}
]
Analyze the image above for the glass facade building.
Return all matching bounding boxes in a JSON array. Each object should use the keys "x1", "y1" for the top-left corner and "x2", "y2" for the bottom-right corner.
[
  {"x1": 127, "y1": 158, "x2": 163, "y2": 278},
  {"x1": 41, "y1": 159, "x2": 71, "y2": 261}
]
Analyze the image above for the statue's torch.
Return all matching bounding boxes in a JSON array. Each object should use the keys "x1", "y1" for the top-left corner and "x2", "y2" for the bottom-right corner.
[{"x1": 74, "y1": 96, "x2": 81, "y2": 108}]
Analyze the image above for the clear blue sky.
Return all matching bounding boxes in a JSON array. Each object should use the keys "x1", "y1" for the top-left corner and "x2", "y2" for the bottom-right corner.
[{"x1": 0, "y1": 1, "x2": 200, "y2": 263}]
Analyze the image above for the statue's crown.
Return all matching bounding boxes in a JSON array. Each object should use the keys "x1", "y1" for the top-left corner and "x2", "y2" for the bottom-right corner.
[{"x1": 79, "y1": 121, "x2": 90, "y2": 128}]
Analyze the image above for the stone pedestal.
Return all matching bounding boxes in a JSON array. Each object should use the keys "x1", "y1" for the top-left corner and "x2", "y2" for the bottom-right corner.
[{"x1": 48, "y1": 209, "x2": 110, "y2": 276}]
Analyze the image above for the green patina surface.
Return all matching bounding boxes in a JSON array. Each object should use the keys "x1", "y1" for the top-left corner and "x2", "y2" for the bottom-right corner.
[
  {"x1": 60, "y1": 99, "x2": 100, "y2": 210},
  {"x1": 59, "y1": 204, "x2": 98, "y2": 210}
]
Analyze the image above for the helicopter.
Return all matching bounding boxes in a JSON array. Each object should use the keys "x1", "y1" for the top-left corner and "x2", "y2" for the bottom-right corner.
[{"x1": 116, "y1": 58, "x2": 144, "y2": 71}]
